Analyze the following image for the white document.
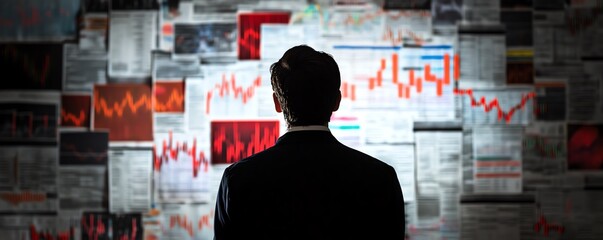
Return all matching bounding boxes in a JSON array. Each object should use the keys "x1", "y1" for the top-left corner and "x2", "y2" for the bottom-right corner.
[
  {"x1": 109, "y1": 11, "x2": 157, "y2": 78},
  {"x1": 109, "y1": 147, "x2": 153, "y2": 213},
  {"x1": 63, "y1": 43, "x2": 107, "y2": 92}
]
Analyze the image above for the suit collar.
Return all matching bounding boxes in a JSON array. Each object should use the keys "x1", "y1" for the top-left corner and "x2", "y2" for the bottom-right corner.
[{"x1": 275, "y1": 130, "x2": 338, "y2": 146}]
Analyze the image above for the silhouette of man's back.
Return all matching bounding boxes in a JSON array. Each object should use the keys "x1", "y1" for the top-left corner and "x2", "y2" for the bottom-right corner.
[{"x1": 214, "y1": 45, "x2": 406, "y2": 239}]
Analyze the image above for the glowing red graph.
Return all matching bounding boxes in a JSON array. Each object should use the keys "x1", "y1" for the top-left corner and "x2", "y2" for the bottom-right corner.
[
  {"x1": 153, "y1": 131, "x2": 209, "y2": 177},
  {"x1": 205, "y1": 73, "x2": 262, "y2": 114},
  {"x1": 154, "y1": 81, "x2": 185, "y2": 113},
  {"x1": 61, "y1": 110, "x2": 86, "y2": 127},
  {"x1": 81, "y1": 214, "x2": 107, "y2": 240},
  {"x1": 30, "y1": 224, "x2": 74, "y2": 240},
  {"x1": 238, "y1": 12, "x2": 291, "y2": 59},
  {"x1": 534, "y1": 215, "x2": 565, "y2": 236},
  {"x1": 94, "y1": 89, "x2": 152, "y2": 118},
  {"x1": 211, "y1": 121, "x2": 280, "y2": 164},
  {"x1": 0, "y1": 192, "x2": 46, "y2": 206},
  {"x1": 454, "y1": 88, "x2": 536, "y2": 123},
  {"x1": 341, "y1": 52, "x2": 460, "y2": 101},
  {"x1": 93, "y1": 84, "x2": 153, "y2": 141}
]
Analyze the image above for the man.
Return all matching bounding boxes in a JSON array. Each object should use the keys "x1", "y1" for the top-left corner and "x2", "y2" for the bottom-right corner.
[{"x1": 214, "y1": 45, "x2": 405, "y2": 239}]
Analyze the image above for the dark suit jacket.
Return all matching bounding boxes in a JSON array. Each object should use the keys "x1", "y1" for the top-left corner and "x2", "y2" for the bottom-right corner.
[{"x1": 214, "y1": 130, "x2": 406, "y2": 240}]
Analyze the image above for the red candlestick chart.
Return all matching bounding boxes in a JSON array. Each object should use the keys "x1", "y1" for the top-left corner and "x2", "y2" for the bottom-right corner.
[
  {"x1": 340, "y1": 52, "x2": 460, "y2": 102},
  {"x1": 205, "y1": 73, "x2": 262, "y2": 115},
  {"x1": 237, "y1": 12, "x2": 291, "y2": 59},
  {"x1": 93, "y1": 84, "x2": 153, "y2": 141},
  {"x1": 153, "y1": 132, "x2": 211, "y2": 202},
  {"x1": 211, "y1": 120, "x2": 279, "y2": 164},
  {"x1": 154, "y1": 81, "x2": 185, "y2": 113},
  {"x1": 61, "y1": 94, "x2": 91, "y2": 128}
]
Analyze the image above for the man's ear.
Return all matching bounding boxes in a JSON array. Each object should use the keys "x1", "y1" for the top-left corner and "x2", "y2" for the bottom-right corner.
[
  {"x1": 273, "y1": 92, "x2": 282, "y2": 113},
  {"x1": 332, "y1": 90, "x2": 341, "y2": 112}
]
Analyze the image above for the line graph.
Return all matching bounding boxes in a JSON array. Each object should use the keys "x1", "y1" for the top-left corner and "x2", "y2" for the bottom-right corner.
[
  {"x1": 0, "y1": 192, "x2": 46, "y2": 206},
  {"x1": 154, "y1": 131, "x2": 209, "y2": 177},
  {"x1": 60, "y1": 132, "x2": 108, "y2": 165},
  {"x1": 169, "y1": 215, "x2": 195, "y2": 237},
  {"x1": 166, "y1": 210, "x2": 214, "y2": 238},
  {"x1": 154, "y1": 132, "x2": 211, "y2": 202},
  {"x1": 154, "y1": 81, "x2": 185, "y2": 113},
  {"x1": 93, "y1": 84, "x2": 153, "y2": 141},
  {"x1": 533, "y1": 215, "x2": 565, "y2": 237},
  {"x1": 456, "y1": 88, "x2": 536, "y2": 124},
  {"x1": 237, "y1": 12, "x2": 291, "y2": 59},
  {"x1": 61, "y1": 94, "x2": 91, "y2": 127},
  {"x1": 205, "y1": 73, "x2": 262, "y2": 115},
  {"x1": 211, "y1": 120, "x2": 279, "y2": 164}
]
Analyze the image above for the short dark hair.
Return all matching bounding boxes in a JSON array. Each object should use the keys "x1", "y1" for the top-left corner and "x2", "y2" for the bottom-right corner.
[{"x1": 270, "y1": 45, "x2": 341, "y2": 127}]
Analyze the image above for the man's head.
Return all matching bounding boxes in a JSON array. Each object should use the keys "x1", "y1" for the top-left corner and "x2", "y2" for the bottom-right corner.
[{"x1": 270, "y1": 45, "x2": 341, "y2": 127}]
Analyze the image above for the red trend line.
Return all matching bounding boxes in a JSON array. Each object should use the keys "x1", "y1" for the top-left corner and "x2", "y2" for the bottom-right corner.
[
  {"x1": 169, "y1": 215, "x2": 194, "y2": 237},
  {"x1": 61, "y1": 109, "x2": 87, "y2": 127},
  {"x1": 93, "y1": 90, "x2": 152, "y2": 118},
  {"x1": 154, "y1": 89, "x2": 185, "y2": 112},
  {"x1": 454, "y1": 88, "x2": 536, "y2": 123},
  {"x1": 198, "y1": 211, "x2": 214, "y2": 231},
  {"x1": 211, "y1": 121, "x2": 279, "y2": 164},
  {"x1": 81, "y1": 214, "x2": 107, "y2": 240},
  {"x1": 534, "y1": 215, "x2": 565, "y2": 236},
  {"x1": 0, "y1": 192, "x2": 46, "y2": 206},
  {"x1": 238, "y1": 28, "x2": 260, "y2": 56},
  {"x1": 153, "y1": 131, "x2": 209, "y2": 177},
  {"x1": 205, "y1": 74, "x2": 262, "y2": 114},
  {"x1": 30, "y1": 224, "x2": 74, "y2": 240},
  {"x1": 61, "y1": 143, "x2": 108, "y2": 162},
  {"x1": 382, "y1": 27, "x2": 426, "y2": 45}
]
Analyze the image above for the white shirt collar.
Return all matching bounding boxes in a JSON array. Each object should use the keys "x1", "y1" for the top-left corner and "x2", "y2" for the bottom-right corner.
[{"x1": 287, "y1": 125, "x2": 330, "y2": 132}]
